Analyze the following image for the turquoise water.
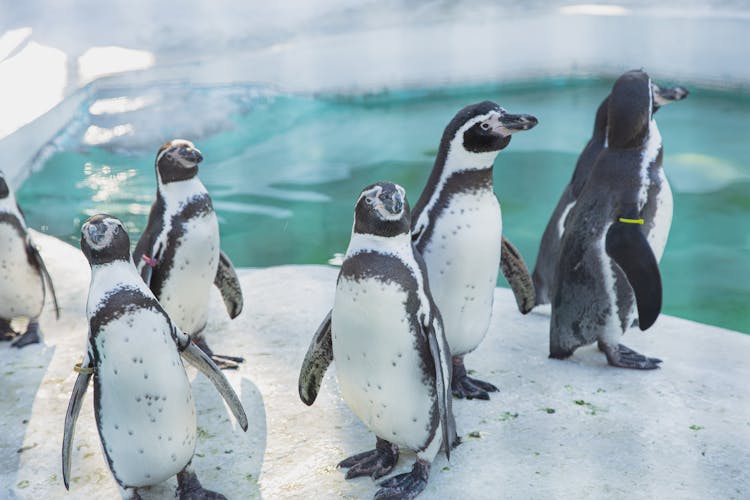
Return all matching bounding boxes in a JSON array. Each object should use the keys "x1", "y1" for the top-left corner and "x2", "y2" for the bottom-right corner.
[{"x1": 16, "y1": 79, "x2": 750, "y2": 333}]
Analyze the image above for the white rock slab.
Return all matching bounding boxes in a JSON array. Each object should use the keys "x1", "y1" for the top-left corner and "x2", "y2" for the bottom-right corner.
[{"x1": 2, "y1": 232, "x2": 749, "y2": 499}]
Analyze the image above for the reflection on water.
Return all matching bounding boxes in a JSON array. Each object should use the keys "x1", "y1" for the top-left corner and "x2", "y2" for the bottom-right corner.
[{"x1": 16, "y1": 79, "x2": 750, "y2": 333}]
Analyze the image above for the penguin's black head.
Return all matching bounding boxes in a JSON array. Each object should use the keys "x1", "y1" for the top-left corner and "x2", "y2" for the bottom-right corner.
[
  {"x1": 607, "y1": 70, "x2": 652, "y2": 149},
  {"x1": 652, "y1": 83, "x2": 689, "y2": 113},
  {"x1": 0, "y1": 171, "x2": 9, "y2": 199},
  {"x1": 443, "y1": 101, "x2": 538, "y2": 156},
  {"x1": 353, "y1": 182, "x2": 411, "y2": 238},
  {"x1": 155, "y1": 139, "x2": 203, "y2": 184},
  {"x1": 80, "y1": 214, "x2": 131, "y2": 266}
]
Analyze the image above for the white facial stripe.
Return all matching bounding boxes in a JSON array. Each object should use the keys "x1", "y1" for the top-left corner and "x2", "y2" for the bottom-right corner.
[{"x1": 356, "y1": 185, "x2": 382, "y2": 207}]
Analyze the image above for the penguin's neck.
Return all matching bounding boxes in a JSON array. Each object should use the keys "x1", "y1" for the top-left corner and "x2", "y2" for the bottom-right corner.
[
  {"x1": 157, "y1": 177, "x2": 207, "y2": 209},
  {"x1": 444, "y1": 140, "x2": 499, "y2": 174},
  {"x1": 346, "y1": 231, "x2": 412, "y2": 260},
  {"x1": 87, "y1": 259, "x2": 149, "y2": 315},
  {"x1": 413, "y1": 140, "x2": 499, "y2": 222}
]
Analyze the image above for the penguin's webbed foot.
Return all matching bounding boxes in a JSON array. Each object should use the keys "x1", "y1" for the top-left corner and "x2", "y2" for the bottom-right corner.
[
  {"x1": 375, "y1": 459, "x2": 430, "y2": 500},
  {"x1": 602, "y1": 342, "x2": 662, "y2": 370},
  {"x1": 11, "y1": 321, "x2": 40, "y2": 348},
  {"x1": 338, "y1": 437, "x2": 399, "y2": 480},
  {"x1": 193, "y1": 337, "x2": 244, "y2": 370},
  {"x1": 177, "y1": 466, "x2": 227, "y2": 500},
  {"x1": 451, "y1": 357, "x2": 498, "y2": 400},
  {"x1": 210, "y1": 355, "x2": 244, "y2": 370}
]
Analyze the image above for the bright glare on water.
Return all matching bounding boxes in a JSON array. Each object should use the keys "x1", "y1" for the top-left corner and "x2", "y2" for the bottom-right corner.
[{"x1": 16, "y1": 79, "x2": 750, "y2": 333}]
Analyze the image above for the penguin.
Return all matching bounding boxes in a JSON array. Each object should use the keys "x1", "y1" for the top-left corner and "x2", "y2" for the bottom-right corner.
[
  {"x1": 411, "y1": 101, "x2": 538, "y2": 400},
  {"x1": 550, "y1": 69, "x2": 667, "y2": 369},
  {"x1": 0, "y1": 170, "x2": 58, "y2": 347},
  {"x1": 133, "y1": 140, "x2": 244, "y2": 369},
  {"x1": 532, "y1": 80, "x2": 688, "y2": 305},
  {"x1": 298, "y1": 182, "x2": 454, "y2": 500},
  {"x1": 63, "y1": 214, "x2": 248, "y2": 499}
]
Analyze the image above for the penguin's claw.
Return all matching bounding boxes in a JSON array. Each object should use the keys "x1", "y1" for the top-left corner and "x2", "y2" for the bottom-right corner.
[
  {"x1": 375, "y1": 459, "x2": 430, "y2": 500},
  {"x1": 338, "y1": 440, "x2": 399, "y2": 480},
  {"x1": 210, "y1": 356, "x2": 242, "y2": 370},
  {"x1": 0, "y1": 318, "x2": 16, "y2": 341},
  {"x1": 604, "y1": 343, "x2": 662, "y2": 370},
  {"x1": 451, "y1": 375, "x2": 498, "y2": 400},
  {"x1": 192, "y1": 337, "x2": 244, "y2": 370}
]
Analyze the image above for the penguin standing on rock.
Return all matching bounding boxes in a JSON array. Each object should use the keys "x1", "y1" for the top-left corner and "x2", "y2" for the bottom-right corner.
[
  {"x1": 0, "y1": 171, "x2": 58, "y2": 347},
  {"x1": 550, "y1": 70, "x2": 668, "y2": 369},
  {"x1": 299, "y1": 182, "x2": 454, "y2": 500},
  {"x1": 63, "y1": 214, "x2": 248, "y2": 499},
  {"x1": 411, "y1": 101, "x2": 538, "y2": 400},
  {"x1": 532, "y1": 80, "x2": 688, "y2": 305},
  {"x1": 134, "y1": 140, "x2": 244, "y2": 369}
]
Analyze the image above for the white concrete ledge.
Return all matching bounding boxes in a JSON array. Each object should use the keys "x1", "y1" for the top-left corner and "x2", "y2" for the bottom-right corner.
[{"x1": 2, "y1": 232, "x2": 749, "y2": 498}]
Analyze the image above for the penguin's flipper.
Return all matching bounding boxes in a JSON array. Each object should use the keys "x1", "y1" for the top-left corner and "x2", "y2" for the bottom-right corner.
[
  {"x1": 605, "y1": 220, "x2": 662, "y2": 330},
  {"x1": 26, "y1": 239, "x2": 60, "y2": 319},
  {"x1": 500, "y1": 236, "x2": 535, "y2": 314},
  {"x1": 298, "y1": 310, "x2": 333, "y2": 406},
  {"x1": 214, "y1": 250, "x2": 243, "y2": 319},
  {"x1": 423, "y1": 314, "x2": 453, "y2": 460},
  {"x1": 180, "y1": 339, "x2": 249, "y2": 431},
  {"x1": 62, "y1": 355, "x2": 94, "y2": 490}
]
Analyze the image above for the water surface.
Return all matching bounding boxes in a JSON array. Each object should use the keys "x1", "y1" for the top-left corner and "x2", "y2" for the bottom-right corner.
[{"x1": 17, "y1": 79, "x2": 750, "y2": 333}]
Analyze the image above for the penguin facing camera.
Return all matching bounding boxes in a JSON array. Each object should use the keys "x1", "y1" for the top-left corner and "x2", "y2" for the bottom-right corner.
[
  {"x1": 0, "y1": 171, "x2": 59, "y2": 348},
  {"x1": 133, "y1": 140, "x2": 244, "y2": 369},
  {"x1": 63, "y1": 214, "x2": 248, "y2": 499},
  {"x1": 411, "y1": 101, "x2": 538, "y2": 400},
  {"x1": 299, "y1": 182, "x2": 455, "y2": 500},
  {"x1": 550, "y1": 69, "x2": 669, "y2": 369}
]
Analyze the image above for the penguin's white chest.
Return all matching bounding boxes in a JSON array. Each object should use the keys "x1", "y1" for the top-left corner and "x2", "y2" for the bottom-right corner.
[
  {"x1": 159, "y1": 211, "x2": 219, "y2": 334},
  {"x1": 94, "y1": 308, "x2": 195, "y2": 488},
  {"x1": 647, "y1": 171, "x2": 673, "y2": 262},
  {"x1": 421, "y1": 191, "x2": 502, "y2": 355},
  {"x1": 0, "y1": 223, "x2": 44, "y2": 319},
  {"x1": 640, "y1": 123, "x2": 672, "y2": 262},
  {"x1": 332, "y1": 276, "x2": 435, "y2": 451}
]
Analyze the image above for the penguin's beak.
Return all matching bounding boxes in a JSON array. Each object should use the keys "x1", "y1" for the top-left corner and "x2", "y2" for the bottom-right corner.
[
  {"x1": 180, "y1": 146, "x2": 203, "y2": 165},
  {"x1": 653, "y1": 84, "x2": 689, "y2": 109},
  {"x1": 0, "y1": 178, "x2": 8, "y2": 199},
  {"x1": 380, "y1": 190, "x2": 404, "y2": 216},
  {"x1": 496, "y1": 111, "x2": 538, "y2": 136},
  {"x1": 87, "y1": 222, "x2": 107, "y2": 244}
]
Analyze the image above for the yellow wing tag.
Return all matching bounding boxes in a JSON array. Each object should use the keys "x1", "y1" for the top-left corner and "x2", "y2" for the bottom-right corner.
[
  {"x1": 74, "y1": 362, "x2": 94, "y2": 374},
  {"x1": 618, "y1": 218, "x2": 645, "y2": 225}
]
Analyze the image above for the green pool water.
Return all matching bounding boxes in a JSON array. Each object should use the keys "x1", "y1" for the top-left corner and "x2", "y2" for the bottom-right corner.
[{"x1": 16, "y1": 78, "x2": 750, "y2": 333}]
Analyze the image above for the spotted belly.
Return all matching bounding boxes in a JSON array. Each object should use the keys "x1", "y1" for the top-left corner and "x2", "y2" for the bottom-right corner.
[
  {"x1": 332, "y1": 276, "x2": 436, "y2": 451},
  {"x1": 94, "y1": 309, "x2": 195, "y2": 487},
  {"x1": 158, "y1": 213, "x2": 220, "y2": 335},
  {"x1": 0, "y1": 224, "x2": 44, "y2": 319},
  {"x1": 420, "y1": 192, "x2": 502, "y2": 355}
]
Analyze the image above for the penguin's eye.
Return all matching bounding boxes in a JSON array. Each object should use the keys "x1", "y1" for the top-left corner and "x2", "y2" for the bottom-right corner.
[
  {"x1": 480, "y1": 122, "x2": 491, "y2": 131},
  {"x1": 365, "y1": 197, "x2": 373, "y2": 205}
]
